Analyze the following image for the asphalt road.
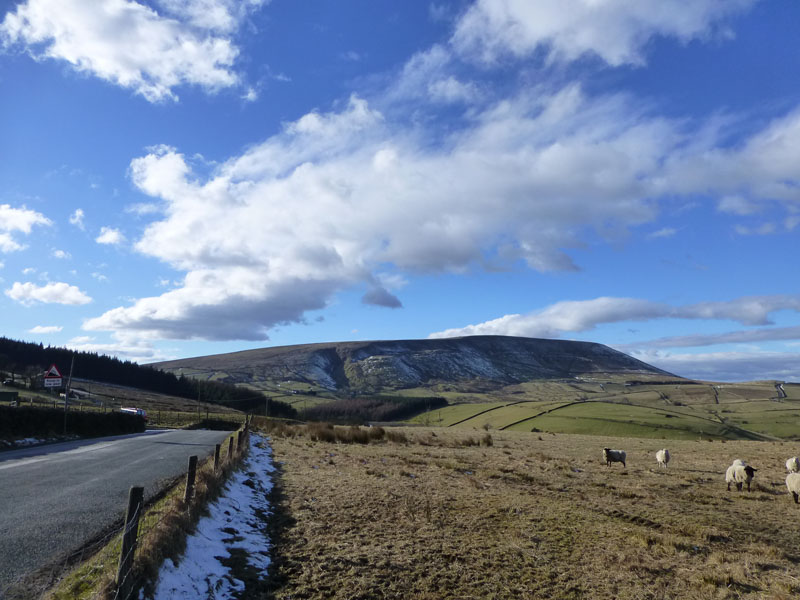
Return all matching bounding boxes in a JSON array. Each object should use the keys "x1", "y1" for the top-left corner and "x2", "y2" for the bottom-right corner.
[{"x1": 0, "y1": 429, "x2": 232, "y2": 595}]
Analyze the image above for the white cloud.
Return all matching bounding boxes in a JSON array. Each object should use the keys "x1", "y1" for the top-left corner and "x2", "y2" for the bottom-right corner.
[
  {"x1": 664, "y1": 108, "x2": 800, "y2": 218},
  {"x1": 427, "y1": 76, "x2": 480, "y2": 104},
  {"x1": 96, "y1": 227, "x2": 127, "y2": 245},
  {"x1": 6, "y1": 281, "x2": 92, "y2": 305},
  {"x1": 52, "y1": 249, "x2": 71, "y2": 259},
  {"x1": 65, "y1": 332, "x2": 170, "y2": 363},
  {"x1": 647, "y1": 227, "x2": 676, "y2": 239},
  {"x1": 69, "y1": 208, "x2": 85, "y2": 229},
  {"x1": 29, "y1": 325, "x2": 63, "y2": 334},
  {"x1": 429, "y1": 295, "x2": 800, "y2": 339},
  {"x1": 451, "y1": 0, "x2": 756, "y2": 66},
  {"x1": 734, "y1": 223, "x2": 777, "y2": 236},
  {"x1": 0, "y1": 204, "x2": 51, "y2": 252},
  {"x1": 629, "y1": 349, "x2": 800, "y2": 382},
  {"x1": 718, "y1": 195, "x2": 759, "y2": 216},
  {"x1": 241, "y1": 86, "x2": 258, "y2": 102},
  {"x1": 622, "y1": 325, "x2": 800, "y2": 350},
  {"x1": 0, "y1": 0, "x2": 264, "y2": 102},
  {"x1": 85, "y1": 88, "x2": 686, "y2": 340}
]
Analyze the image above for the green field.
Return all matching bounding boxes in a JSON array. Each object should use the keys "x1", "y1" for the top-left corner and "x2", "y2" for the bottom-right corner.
[{"x1": 407, "y1": 379, "x2": 800, "y2": 441}]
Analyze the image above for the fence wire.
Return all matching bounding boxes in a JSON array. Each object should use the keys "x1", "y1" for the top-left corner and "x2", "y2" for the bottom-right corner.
[{"x1": 1, "y1": 428, "x2": 247, "y2": 600}]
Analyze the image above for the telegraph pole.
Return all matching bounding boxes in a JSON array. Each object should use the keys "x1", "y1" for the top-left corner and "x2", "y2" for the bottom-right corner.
[{"x1": 63, "y1": 354, "x2": 75, "y2": 435}]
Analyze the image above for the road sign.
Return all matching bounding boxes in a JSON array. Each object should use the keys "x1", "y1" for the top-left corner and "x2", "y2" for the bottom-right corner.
[{"x1": 44, "y1": 364, "x2": 62, "y2": 388}]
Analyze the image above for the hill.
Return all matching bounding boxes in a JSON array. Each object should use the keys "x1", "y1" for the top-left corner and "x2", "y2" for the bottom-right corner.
[{"x1": 153, "y1": 335, "x2": 676, "y2": 395}]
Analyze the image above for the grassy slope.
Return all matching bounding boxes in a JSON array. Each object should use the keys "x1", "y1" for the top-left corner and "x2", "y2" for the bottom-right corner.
[{"x1": 265, "y1": 427, "x2": 800, "y2": 599}]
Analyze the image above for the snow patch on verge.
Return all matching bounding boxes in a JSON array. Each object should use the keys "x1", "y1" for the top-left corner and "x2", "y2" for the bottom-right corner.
[{"x1": 147, "y1": 434, "x2": 275, "y2": 599}]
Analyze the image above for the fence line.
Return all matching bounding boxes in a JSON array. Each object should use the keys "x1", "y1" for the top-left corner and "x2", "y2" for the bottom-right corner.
[{"x1": 0, "y1": 423, "x2": 250, "y2": 600}]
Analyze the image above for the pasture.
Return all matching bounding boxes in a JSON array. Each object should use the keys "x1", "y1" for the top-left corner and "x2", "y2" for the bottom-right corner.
[
  {"x1": 408, "y1": 380, "x2": 800, "y2": 442},
  {"x1": 264, "y1": 426, "x2": 800, "y2": 599}
]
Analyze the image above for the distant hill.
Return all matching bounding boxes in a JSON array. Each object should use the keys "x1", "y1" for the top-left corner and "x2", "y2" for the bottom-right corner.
[{"x1": 153, "y1": 335, "x2": 677, "y2": 395}]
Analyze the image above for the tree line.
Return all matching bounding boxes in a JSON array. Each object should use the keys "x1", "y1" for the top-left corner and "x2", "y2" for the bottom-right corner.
[{"x1": 0, "y1": 336, "x2": 296, "y2": 417}]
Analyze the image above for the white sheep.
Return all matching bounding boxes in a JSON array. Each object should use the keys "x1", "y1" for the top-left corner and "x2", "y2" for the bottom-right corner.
[
  {"x1": 786, "y1": 473, "x2": 800, "y2": 503},
  {"x1": 726, "y1": 463, "x2": 757, "y2": 492},
  {"x1": 603, "y1": 448, "x2": 626, "y2": 468},
  {"x1": 656, "y1": 449, "x2": 670, "y2": 468},
  {"x1": 786, "y1": 457, "x2": 800, "y2": 473}
]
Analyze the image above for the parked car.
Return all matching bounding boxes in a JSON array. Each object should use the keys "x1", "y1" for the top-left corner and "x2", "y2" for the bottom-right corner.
[{"x1": 120, "y1": 407, "x2": 148, "y2": 421}]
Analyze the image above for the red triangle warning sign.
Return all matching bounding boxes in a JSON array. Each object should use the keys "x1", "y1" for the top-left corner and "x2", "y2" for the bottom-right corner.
[{"x1": 45, "y1": 364, "x2": 62, "y2": 378}]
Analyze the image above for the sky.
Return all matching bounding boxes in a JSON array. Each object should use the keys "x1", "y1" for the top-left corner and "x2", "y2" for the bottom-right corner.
[{"x1": 1, "y1": 0, "x2": 799, "y2": 382}]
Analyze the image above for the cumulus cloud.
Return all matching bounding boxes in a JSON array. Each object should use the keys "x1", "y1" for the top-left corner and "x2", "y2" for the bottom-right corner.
[
  {"x1": 29, "y1": 325, "x2": 63, "y2": 334},
  {"x1": 451, "y1": 0, "x2": 756, "y2": 66},
  {"x1": 0, "y1": 0, "x2": 264, "y2": 102},
  {"x1": 429, "y1": 295, "x2": 800, "y2": 339},
  {"x1": 0, "y1": 204, "x2": 51, "y2": 252},
  {"x1": 96, "y1": 227, "x2": 126, "y2": 245},
  {"x1": 6, "y1": 281, "x2": 92, "y2": 305},
  {"x1": 83, "y1": 87, "x2": 691, "y2": 340},
  {"x1": 52, "y1": 249, "x2": 71, "y2": 259}
]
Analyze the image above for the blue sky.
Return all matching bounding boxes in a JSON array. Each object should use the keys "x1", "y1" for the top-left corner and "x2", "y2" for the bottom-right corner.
[{"x1": 1, "y1": 0, "x2": 799, "y2": 382}]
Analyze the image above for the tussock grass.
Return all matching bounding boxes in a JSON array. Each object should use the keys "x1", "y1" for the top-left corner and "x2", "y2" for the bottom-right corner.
[{"x1": 265, "y1": 427, "x2": 800, "y2": 599}]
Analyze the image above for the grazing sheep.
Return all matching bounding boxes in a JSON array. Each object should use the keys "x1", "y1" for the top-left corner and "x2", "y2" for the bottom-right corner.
[
  {"x1": 603, "y1": 448, "x2": 626, "y2": 468},
  {"x1": 726, "y1": 464, "x2": 757, "y2": 492},
  {"x1": 656, "y1": 449, "x2": 670, "y2": 468},
  {"x1": 786, "y1": 473, "x2": 800, "y2": 503},
  {"x1": 786, "y1": 457, "x2": 800, "y2": 473}
]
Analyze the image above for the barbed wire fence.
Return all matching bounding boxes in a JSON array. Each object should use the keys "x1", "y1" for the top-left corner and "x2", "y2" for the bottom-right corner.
[{"x1": 1, "y1": 421, "x2": 250, "y2": 600}]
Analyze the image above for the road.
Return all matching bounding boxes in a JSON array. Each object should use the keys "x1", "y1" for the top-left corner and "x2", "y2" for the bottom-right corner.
[{"x1": 0, "y1": 429, "x2": 232, "y2": 595}]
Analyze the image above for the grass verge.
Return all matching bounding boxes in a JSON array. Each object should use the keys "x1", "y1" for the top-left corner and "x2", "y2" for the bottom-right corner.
[{"x1": 41, "y1": 428, "x2": 249, "y2": 600}]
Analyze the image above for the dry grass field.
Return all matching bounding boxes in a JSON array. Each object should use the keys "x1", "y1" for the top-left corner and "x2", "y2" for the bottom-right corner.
[{"x1": 262, "y1": 424, "x2": 800, "y2": 599}]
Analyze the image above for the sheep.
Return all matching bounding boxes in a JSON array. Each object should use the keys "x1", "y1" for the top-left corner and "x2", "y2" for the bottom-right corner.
[
  {"x1": 786, "y1": 473, "x2": 800, "y2": 503},
  {"x1": 603, "y1": 448, "x2": 626, "y2": 468},
  {"x1": 732, "y1": 459, "x2": 747, "y2": 467},
  {"x1": 726, "y1": 464, "x2": 757, "y2": 492},
  {"x1": 656, "y1": 449, "x2": 670, "y2": 468},
  {"x1": 786, "y1": 457, "x2": 800, "y2": 473}
]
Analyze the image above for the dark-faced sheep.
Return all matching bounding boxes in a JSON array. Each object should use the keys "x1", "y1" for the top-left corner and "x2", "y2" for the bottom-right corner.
[
  {"x1": 726, "y1": 464, "x2": 757, "y2": 492},
  {"x1": 603, "y1": 448, "x2": 626, "y2": 468}
]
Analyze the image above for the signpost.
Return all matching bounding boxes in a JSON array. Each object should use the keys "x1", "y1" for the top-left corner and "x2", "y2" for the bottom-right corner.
[{"x1": 44, "y1": 364, "x2": 62, "y2": 389}]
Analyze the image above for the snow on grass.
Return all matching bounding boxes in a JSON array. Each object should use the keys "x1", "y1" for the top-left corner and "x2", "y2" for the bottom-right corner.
[{"x1": 147, "y1": 434, "x2": 275, "y2": 599}]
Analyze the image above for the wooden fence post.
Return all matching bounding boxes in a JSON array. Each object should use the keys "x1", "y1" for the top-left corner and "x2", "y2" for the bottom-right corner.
[
  {"x1": 183, "y1": 455, "x2": 198, "y2": 504},
  {"x1": 213, "y1": 444, "x2": 221, "y2": 470},
  {"x1": 116, "y1": 486, "x2": 144, "y2": 600},
  {"x1": 228, "y1": 436, "x2": 234, "y2": 461},
  {"x1": 237, "y1": 431, "x2": 243, "y2": 451}
]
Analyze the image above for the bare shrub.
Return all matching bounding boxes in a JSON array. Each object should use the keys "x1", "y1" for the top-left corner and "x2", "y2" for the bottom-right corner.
[
  {"x1": 386, "y1": 429, "x2": 408, "y2": 444},
  {"x1": 336, "y1": 426, "x2": 371, "y2": 444},
  {"x1": 481, "y1": 433, "x2": 494, "y2": 447},
  {"x1": 307, "y1": 422, "x2": 336, "y2": 443}
]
